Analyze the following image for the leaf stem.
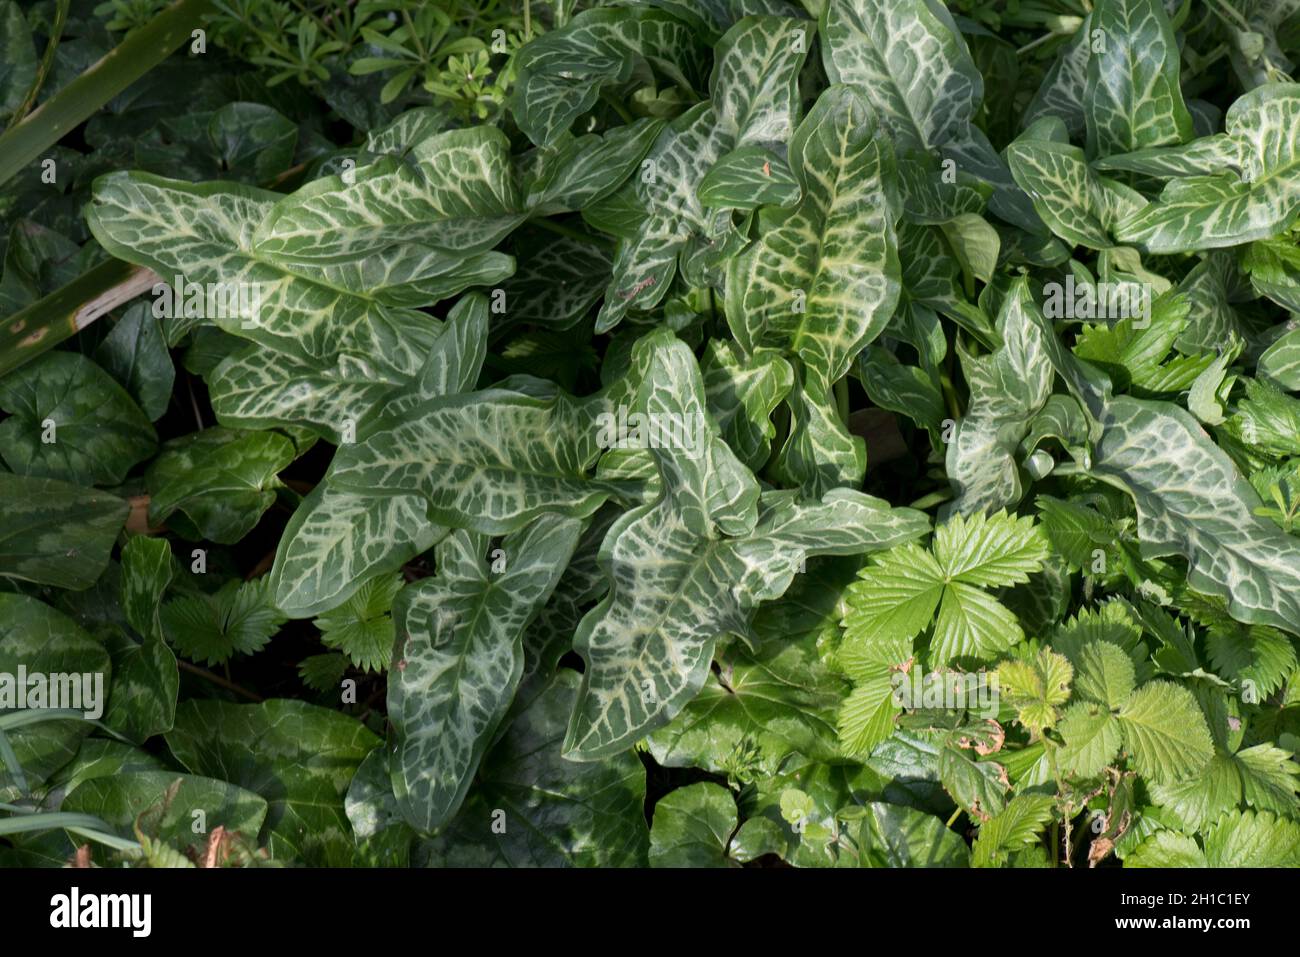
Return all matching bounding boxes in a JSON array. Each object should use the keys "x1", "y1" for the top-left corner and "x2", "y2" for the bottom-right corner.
[
  {"x1": 531, "y1": 216, "x2": 615, "y2": 249},
  {"x1": 177, "y1": 660, "x2": 264, "y2": 702}
]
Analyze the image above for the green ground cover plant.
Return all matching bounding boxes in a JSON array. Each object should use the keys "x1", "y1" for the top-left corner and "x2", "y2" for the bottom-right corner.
[{"x1": 1, "y1": 0, "x2": 1299, "y2": 869}]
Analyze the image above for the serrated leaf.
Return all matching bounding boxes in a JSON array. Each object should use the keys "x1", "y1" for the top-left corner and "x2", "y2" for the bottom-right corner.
[
  {"x1": 1116, "y1": 681, "x2": 1214, "y2": 785},
  {"x1": 971, "y1": 793, "x2": 1055, "y2": 867}
]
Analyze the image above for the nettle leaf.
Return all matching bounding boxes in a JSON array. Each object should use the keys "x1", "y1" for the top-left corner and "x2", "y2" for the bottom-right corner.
[
  {"x1": 314, "y1": 572, "x2": 403, "y2": 674},
  {"x1": 388, "y1": 514, "x2": 580, "y2": 834},
  {"x1": 415, "y1": 671, "x2": 649, "y2": 868},
  {"x1": 1116, "y1": 681, "x2": 1215, "y2": 786},
  {"x1": 839, "y1": 509, "x2": 1048, "y2": 672},
  {"x1": 145, "y1": 428, "x2": 293, "y2": 543},
  {"x1": 564, "y1": 333, "x2": 929, "y2": 759},
  {"x1": 1090, "y1": 396, "x2": 1300, "y2": 634},
  {"x1": 649, "y1": 781, "x2": 739, "y2": 867},
  {"x1": 971, "y1": 793, "x2": 1056, "y2": 867},
  {"x1": 510, "y1": 8, "x2": 708, "y2": 148},
  {"x1": 727, "y1": 84, "x2": 901, "y2": 390},
  {"x1": 0, "y1": 474, "x2": 127, "y2": 590},
  {"x1": 1114, "y1": 85, "x2": 1300, "y2": 252},
  {"x1": 1007, "y1": 118, "x2": 1147, "y2": 250},
  {"x1": 161, "y1": 578, "x2": 287, "y2": 667},
  {"x1": 596, "y1": 15, "x2": 810, "y2": 330},
  {"x1": 0, "y1": 351, "x2": 156, "y2": 486},
  {"x1": 945, "y1": 280, "x2": 1054, "y2": 516},
  {"x1": 995, "y1": 649, "x2": 1073, "y2": 736},
  {"x1": 166, "y1": 699, "x2": 379, "y2": 866},
  {"x1": 1083, "y1": 0, "x2": 1194, "y2": 159}
]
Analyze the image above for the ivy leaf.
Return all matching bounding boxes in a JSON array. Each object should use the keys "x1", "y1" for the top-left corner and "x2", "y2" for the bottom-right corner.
[
  {"x1": 93, "y1": 302, "x2": 175, "y2": 421},
  {"x1": 0, "y1": 474, "x2": 127, "y2": 590},
  {"x1": 388, "y1": 514, "x2": 581, "y2": 834},
  {"x1": 62, "y1": 771, "x2": 268, "y2": 856},
  {"x1": 0, "y1": 351, "x2": 156, "y2": 486},
  {"x1": 146, "y1": 428, "x2": 294, "y2": 543},
  {"x1": 0, "y1": 595, "x2": 110, "y2": 798},
  {"x1": 165, "y1": 699, "x2": 379, "y2": 866},
  {"x1": 104, "y1": 536, "x2": 179, "y2": 743},
  {"x1": 649, "y1": 782, "x2": 738, "y2": 868}
]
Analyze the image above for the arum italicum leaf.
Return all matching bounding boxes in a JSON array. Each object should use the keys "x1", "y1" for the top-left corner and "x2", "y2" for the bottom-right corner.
[
  {"x1": 1083, "y1": 0, "x2": 1194, "y2": 159},
  {"x1": 509, "y1": 7, "x2": 708, "y2": 149},
  {"x1": 821, "y1": 0, "x2": 1042, "y2": 233},
  {"x1": 563, "y1": 331, "x2": 930, "y2": 760},
  {"x1": 1113, "y1": 84, "x2": 1300, "y2": 252},
  {"x1": 727, "y1": 84, "x2": 901, "y2": 391},
  {"x1": 269, "y1": 294, "x2": 491, "y2": 618},
  {"x1": 86, "y1": 173, "x2": 445, "y2": 375},
  {"x1": 389, "y1": 514, "x2": 581, "y2": 834},
  {"x1": 1090, "y1": 396, "x2": 1300, "y2": 635},
  {"x1": 596, "y1": 15, "x2": 810, "y2": 331},
  {"x1": 1007, "y1": 117, "x2": 1147, "y2": 250},
  {"x1": 944, "y1": 278, "x2": 1054, "y2": 517}
]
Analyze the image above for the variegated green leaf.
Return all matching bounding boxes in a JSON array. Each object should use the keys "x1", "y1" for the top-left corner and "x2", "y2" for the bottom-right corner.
[
  {"x1": 1091, "y1": 396, "x2": 1300, "y2": 635},
  {"x1": 945, "y1": 279, "x2": 1054, "y2": 517},
  {"x1": 701, "y1": 338, "x2": 794, "y2": 470},
  {"x1": 389, "y1": 514, "x2": 581, "y2": 833},
  {"x1": 596, "y1": 16, "x2": 810, "y2": 331},
  {"x1": 255, "y1": 128, "x2": 525, "y2": 264},
  {"x1": 727, "y1": 84, "x2": 901, "y2": 390},
  {"x1": 564, "y1": 333, "x2": 929, "y2": 759},
  {"x1": 1114, "y1": 85, "x2": 1300, "y2": 252},
  {"x1": 86, "y1": 172, "x2": 442, "y2": 375},
  {"x1": 510, "y1": 8, "x2": 707, "y2": 148},
  {"x1": 330, "y1": 386, "x2": 618, "y2": 535},
  {"x1": 0, "y1": 474, "x2": 127, "y2": 590},
  {"x1": 1084, "y1": 0, "x2": 1194, "y2": 159},
  {"x1": 1007, "y1": 118, "x2": 1147, "y2": 249}
]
